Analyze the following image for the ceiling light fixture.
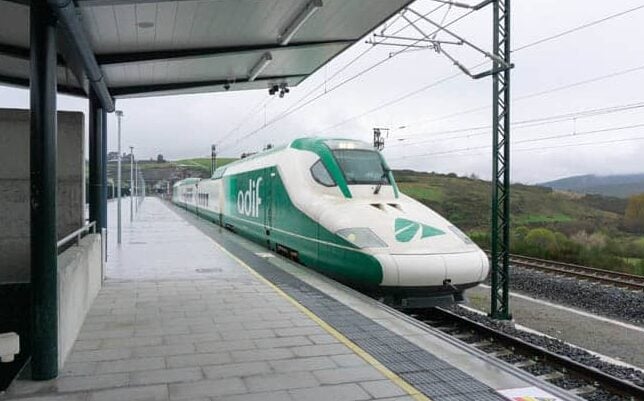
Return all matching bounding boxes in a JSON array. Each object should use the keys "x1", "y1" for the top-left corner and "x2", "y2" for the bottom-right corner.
[
  {"x1": 137, "y1": 21, "x2": 154, "y2": 29},
  {"x1": 278, "y1": 0, "x2": 323, "y2": 45},
  {"x1": 248, "y1": 52, "x2": 273, "y2": 82}
]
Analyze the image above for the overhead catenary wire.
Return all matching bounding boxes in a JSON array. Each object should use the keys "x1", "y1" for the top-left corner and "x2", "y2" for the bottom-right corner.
[
  {"x1": 388, "y1": 122, "x2": 644, "y2": 160},
  {"x1": 386, "y1": 100, "x2": 644, "y2": 148},
  {"x1": 512, "y1": 3, "x2": 644, "y2": 52},
  {"x1": 407, "y1": 136, "x2": 644, "y2": 160},
  {"x1": 317, "y1": 62, "x2": 644, "y2": 142},
  {"x1": 217, "y1": 95, "x2": 275, "y2": 149},
  {"x1": 386, "y1": 63, "x2": 644, "y2": 141}
]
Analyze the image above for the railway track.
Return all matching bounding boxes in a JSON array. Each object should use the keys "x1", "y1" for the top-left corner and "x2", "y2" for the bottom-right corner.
[
  {"x1": 495, "y1": 253, "x2": 644, "y2": 291},
  {"x1": 415, "y1": 307, "x2": 644, "y2": 401}
]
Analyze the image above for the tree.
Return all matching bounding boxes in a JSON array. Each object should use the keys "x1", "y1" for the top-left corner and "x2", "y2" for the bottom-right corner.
[
  {"x1": 524, "y1": 228, "x2": 558, "y2": 256},
  {"x1": 624, "y1": 193, "x2": 644, "y2": 233},
  {"x1": 157, "y1": 154, "x2": 166, "y2": 163}
]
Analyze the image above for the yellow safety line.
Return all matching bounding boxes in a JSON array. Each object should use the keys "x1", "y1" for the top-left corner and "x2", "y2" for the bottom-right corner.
[{"x1": 205, "y1": 236, "x2": 432, "y2": 401}]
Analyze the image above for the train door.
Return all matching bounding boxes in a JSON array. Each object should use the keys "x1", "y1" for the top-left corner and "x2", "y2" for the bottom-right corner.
[
  {"x1": 195, "y1": 182, "x2": 200, "y2": 216},
  {"x1": 217, "y1": 180, "x2": 224, "y2": 226},
  {"x1": 264, "y1": 167, "x2": 274, "y2": 249}
]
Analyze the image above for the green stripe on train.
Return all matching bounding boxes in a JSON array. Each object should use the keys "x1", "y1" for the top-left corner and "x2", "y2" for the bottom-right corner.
[{"x1": 221, "y1": 166, "x2": 383, "y2": 286}]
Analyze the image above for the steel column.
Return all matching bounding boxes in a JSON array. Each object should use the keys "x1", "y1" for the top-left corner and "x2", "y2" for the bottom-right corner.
[
  {"x1": 129, "y1": 146, "x2": 134, "y2": 222},
  {"x1": 88, "y1": 92, "x2": 99, "y2": 225},
  {"x1": 490, "y1": 0, "x2": 512, "y2": 320},
  {"x1": 88, "y1": 90, "x2": 105, "y2": 231},
  {"x1": 100, "y1": 103, "x2": 108, "y2": 236},
  {"x1": 116, "y1": 111, "x2": 123, "y2": 244},
  {"x1": 30, "y1": 0, "x2": 59, "y2": 380}
]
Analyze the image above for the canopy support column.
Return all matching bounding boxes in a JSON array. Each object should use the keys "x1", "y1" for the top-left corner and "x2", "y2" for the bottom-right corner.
[
  {"x1": 30, "y1": 0, "x2": 59, "y2": 380},
  {"x1": 89, "y1": 90, "x2": 107, "y2": 237}
]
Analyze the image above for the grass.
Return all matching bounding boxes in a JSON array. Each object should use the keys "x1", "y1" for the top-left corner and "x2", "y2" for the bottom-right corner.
[
  {"x1": 397, "y1": 182, "x2": 445, "y2": 202},
  {"x1": 516, "y1": 214, "x2": 574, "y2": 224},
  {"x1": 620, "y1": 257, "x2": 644, "y2": 267}
]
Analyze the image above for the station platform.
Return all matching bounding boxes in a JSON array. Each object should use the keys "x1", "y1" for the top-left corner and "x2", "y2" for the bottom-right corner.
[{"x1": 3, "y1": 198, "x2": 581, "y2": 401}]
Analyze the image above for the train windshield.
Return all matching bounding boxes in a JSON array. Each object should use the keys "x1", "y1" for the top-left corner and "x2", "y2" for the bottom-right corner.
[{"x1": 332, "y1": 149, "x2": 390, "y2": 185}]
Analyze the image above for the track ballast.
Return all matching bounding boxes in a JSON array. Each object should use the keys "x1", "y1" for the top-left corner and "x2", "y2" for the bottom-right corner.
[{"x1": 411, "y1": 307, "x2": 644, "y2": 401}]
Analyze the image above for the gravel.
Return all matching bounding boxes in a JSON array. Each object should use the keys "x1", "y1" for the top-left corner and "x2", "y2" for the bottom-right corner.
[
  {"x1": 497, "y1": 353, "x2": 527, "y2": 364},
  {"x1": 582, "y1": 389, "x2": 632, "y2": 401},
  {"x1": 549, "y1": 376, "x2": 592, "y2": 390},
  {"x1": 495, "y1": 266, "x2": 644, "y2": 325},
  {"x1": 443, "y1": 306, "x2": 644, "y2": 390},
  {"x1": 521, "y1": 363, "x2": 557, "y2": 376}
]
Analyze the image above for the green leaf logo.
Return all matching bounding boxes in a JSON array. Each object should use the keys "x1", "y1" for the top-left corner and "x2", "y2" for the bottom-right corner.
[{"x1": 394, "y1": 218, "x2": 445, "y2": 242}]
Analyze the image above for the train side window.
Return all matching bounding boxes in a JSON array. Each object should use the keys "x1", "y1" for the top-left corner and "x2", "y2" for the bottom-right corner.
[
  {"x1": 310, "y1": 160, "x2": 336, "y2": 187},
  {"x1": 212, "y1": 168, "x2": 226, "y2": 179}
]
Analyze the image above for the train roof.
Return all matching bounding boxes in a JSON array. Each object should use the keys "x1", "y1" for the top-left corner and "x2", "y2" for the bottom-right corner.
[
  {"x1": 210, "y1": 137, "x2": 394, "y2": 199},
  {"x1": 212, "y1": 137, "x2": 375, "y2": 176},
  {"x1": 176, "y1": 177, "x2": 201, "y2": 185}
]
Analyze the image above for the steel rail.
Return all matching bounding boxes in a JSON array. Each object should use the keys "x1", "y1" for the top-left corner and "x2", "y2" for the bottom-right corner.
[
  {"x1": 424, "y1": 307, "x2": 644, "y2": 400},
  {"x1": 508, "y1": 254, "x2": 644, "y2": 291}
]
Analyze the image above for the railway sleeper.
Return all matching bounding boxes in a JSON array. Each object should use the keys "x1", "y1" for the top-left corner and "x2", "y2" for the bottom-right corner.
[
  {"x1": 568, "y1": 385, "x2": 597, "y2": 395},
  {"x1": 538, "y1": 371, "x2": 565, "y2": 381},
  {"x1": 469, "y1": 340, "x2": 492, "y2": 348},
  {"x1": 488, "y1": 349, "x2": 513, "y2": 358},
  {"x1": 513, "y1": 360, "x2": 536, "y2": 368}
]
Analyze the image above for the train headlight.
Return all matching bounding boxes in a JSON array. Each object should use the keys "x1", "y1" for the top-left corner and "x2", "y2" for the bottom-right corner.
[
  {"x1": 336, "y1": 228, "x2": 387, "y2": 248},
  {"x1": 448, "y1": 225, "x2": 473, "y2": 245}
]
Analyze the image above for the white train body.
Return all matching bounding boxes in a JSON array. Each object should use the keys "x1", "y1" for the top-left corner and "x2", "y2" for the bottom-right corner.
[{"x1": 173, "y1": 138, "x2": 489, "y2": 307}]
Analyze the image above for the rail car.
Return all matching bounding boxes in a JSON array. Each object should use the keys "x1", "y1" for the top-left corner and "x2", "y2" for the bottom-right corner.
[{"x1": 172, "y1": 138, "x2": 489, "y2": 308}]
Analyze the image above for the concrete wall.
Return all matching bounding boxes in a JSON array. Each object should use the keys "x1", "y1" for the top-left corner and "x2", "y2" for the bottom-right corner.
[
  {"x1": 57, "y1": 234, "x2": 102, "y2": 367},
  {"x1": 0, "y1": 108, "x2": 85, "y2": 283}
]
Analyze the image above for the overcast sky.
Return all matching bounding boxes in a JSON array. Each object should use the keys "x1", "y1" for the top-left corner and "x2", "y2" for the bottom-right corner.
[{"x1": 1, "y1": 0, "x2": 643, "y2": 184}]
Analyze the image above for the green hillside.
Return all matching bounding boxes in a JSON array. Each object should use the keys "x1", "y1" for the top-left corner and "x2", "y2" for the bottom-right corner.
[
  {"x1": 395, "y1": 170, "x2": 624, "y2": 233},
  {"x1": 107, "y1": 157, "x2": 238, "y2": 187},
  {"x1": 394, "y1": 170, "x2": 644, "y2": 275},
  {"x1": 540, "y1": 173, "x2": 644, "y2": 198},
  {"x1": 174, "y1": 157, "x2": 237, "y2": 173}
]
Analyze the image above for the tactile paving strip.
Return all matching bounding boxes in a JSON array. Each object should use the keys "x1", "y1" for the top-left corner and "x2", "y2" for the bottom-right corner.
[{"x1": 181, "y1": 210, "x2": 508, "y2": 401}]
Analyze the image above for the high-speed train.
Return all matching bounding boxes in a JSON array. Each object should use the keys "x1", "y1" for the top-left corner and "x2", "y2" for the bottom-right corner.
[{"x1": 173, "y1": 138, "x2": 489, "y2": 308}]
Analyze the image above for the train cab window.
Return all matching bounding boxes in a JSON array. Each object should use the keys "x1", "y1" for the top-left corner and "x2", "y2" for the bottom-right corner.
[
  {"x1": 332, "y1": 149, "x2": 390, "y2": 185},
  {"x1": 310, "y1": 160, "x2": 336, "y2": 187}
]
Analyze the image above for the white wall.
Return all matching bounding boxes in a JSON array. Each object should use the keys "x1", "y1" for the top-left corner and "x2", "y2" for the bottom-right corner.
[
  {"x1": 0, "y1": 108, "x2": 84, "y2": 283},
  {"x1": 57, "y1": 234, "x2": 102, "y2": 367}
]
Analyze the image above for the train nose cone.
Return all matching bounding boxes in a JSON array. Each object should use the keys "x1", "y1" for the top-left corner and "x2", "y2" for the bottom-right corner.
[
  {"x1": 390, "y1": 250, "x2": 488, "y2": 287},
  {"x1": 477, "y1": 250, "x2": 490, "y2": 281},
  {"x1": 442, "y1": 249, "x2": 489, "y2": 284}
]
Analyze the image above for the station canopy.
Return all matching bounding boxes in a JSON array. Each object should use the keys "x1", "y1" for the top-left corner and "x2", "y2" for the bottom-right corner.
[{"x1": 0, "y1": 0, "x2": 411, "y2": 99}]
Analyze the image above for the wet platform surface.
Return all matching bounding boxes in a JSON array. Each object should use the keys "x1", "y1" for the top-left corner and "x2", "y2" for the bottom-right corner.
[
  {"x1": 4, "y1": 198, "x2": 419, "y2": 401},
  {"x1": 2, "y1": 197, "x2": 572, "y2": 401}
]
